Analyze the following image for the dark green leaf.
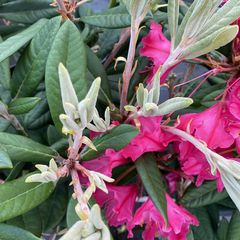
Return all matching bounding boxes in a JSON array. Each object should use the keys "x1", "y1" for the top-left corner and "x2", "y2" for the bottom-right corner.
[
  {"x1": 86, "y1": 45, "x2": 111, "y2": 99},
  {"x1": 0, "y1": 150, "x2": 12, "y2": 169},
  {"x1": 8, "y1": 97, "x2": 40, "y2": 115},
  {"x1": 0, "y1": 224, "x2": 40, "y2": 240},
  {"x1": 11, "y1": 17, "x2": 61, "y2": 98},
  {"x1": 136, "y1": 153, "x2": 168, "y2": 224},
  {"x1": 227, "y1": 211, "x2": 240, "y2": 240},
  {"x1": 81, "y1": 124, "x2": 139, "y2": 161},
  {"x1": 81, "y1": 6, "x2": 131, "y2": 28},
  {"x1": 0, "y1": 132, "x2": 57, "y2": 163},
  {"x1": 190, "y1": 207, "x2": 215, "y2": 240},
  {"x1": 217, "y1": 218, "x2": 229, "y2": 240},
  {"x1": 39, "y1": 181, "x2": 68, "y2": 231},
  {"x1": 23, "y1": 91, "x2": 51, "y2": 130},
  {"x1": 0, "y1": 0, "x2": 57, "y2": 24},
  {"x1": 46, "y1": 20, "x2": 88, "y2": 132},
  {"x1": 0, "y1": 174, "x2": 54, "y2": 222},
  {"x1": 0, "y1": 19, "x2": 47, "y2": 62},
  {"x1": 179, "y1": 181, "x2": 228, "y2": 208}
]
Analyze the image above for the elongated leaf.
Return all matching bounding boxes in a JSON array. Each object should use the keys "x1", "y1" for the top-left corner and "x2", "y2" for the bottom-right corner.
[
  {"x1": 0, "y1": 19, "x2": 47, "y2": 63},
  {"x1": 201, "y1": 0, "x2": 240, "y2": 38},
  {"x1": 217, "y1": 218, "x2": 229, "y2": 240},
  {"x1": 0, "y1": 0, "x2": 57, "y2": 24},
  {"x1": 136, "y1": 153, "x2": 168, "y2": 224},
  {"x1": 81, "y1": 124, "x2": 139, "y2": 161},
  {"x1": 0, "y1": 174, "x2": 54, "y2": 222},
  {"x1": 179, "y1": 181, "x2": 228, "y2": 208},
  {"x1": 175, "y1": 0, "x2": 199, "y2": 46},
  {"x1": 0, "y1": 150, "x2": 12, "y2": 169},
  {"x1": 46, "y1": 20, "x2": 88, "y2": 132},
  {"x1": 81, "y1": 6, "x2": 131, "y2": 28},
  {"x1": 11, "y1": 17, "x2": 61, "y2": 98},
  {"x1": 190, "y1": 207, "x2": 215, "y2": 240},
  {"x1": 8, "y1": 97, "x2": 40, "y2": 115},
  {"x1": 0, "y1": 132, "x2": 57, "y2": 163},
  {"x1": 0, "y1": 224, "x2": 40, "y2": 240},
  {"x1": 39, "y1": 181, "x2": 68, "y2": 231},
  {"x1": 23, "y1": 91, "x2": 50, "y2": 130},
  {"x1": 86, "y1": 46, "x2": 111, "y2": 99},
  {"x1": 227, "y1": 211, "x2": 240, "y2": 240},
  {"x1": 168, "y1": 0, "x2": 179, "y2": 48},
  {"x1": 0, "y1": 36, "x2": 11, "y2": 103}
]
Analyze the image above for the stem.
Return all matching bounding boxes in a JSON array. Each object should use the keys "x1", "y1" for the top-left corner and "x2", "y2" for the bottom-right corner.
[
  {"x1": 115, "y1": 165, "x2": 136, "y2": 184},
  {"x1": 71, "y1": 169, "x2": 90, "y2": 216},
  {"x1": 120, "y1": 18, "x2": 140, "y2": 114}
]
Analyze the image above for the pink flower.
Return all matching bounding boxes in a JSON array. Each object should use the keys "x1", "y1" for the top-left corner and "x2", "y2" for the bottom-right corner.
[
  {"x1": 94, "y1": 184, "x2": 138, "y2": 227},
  {"x1": 140, "y1": 21, "x2": 171, "y2": 83},
  {"x1": 174, "y1": 103, "x2": 236, "y2": 190},
  {"x1": 165, "y1": 172, "x2": 180, "y2": 194},
  {"x1": 127, "y1": 195, "x2": 199, "y2": 240},
  {"x1": 120, "y1": 116, "x2": 177, "y2": 161},
  {"x1": 82, "y1": 149, "x2": 130, "y2": 177},
  {"x1": 177, "y1": 103, "x2": 234, "y2": 150}
]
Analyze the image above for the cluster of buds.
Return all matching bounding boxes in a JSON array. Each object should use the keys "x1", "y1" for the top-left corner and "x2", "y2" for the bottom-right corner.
[
  {"x1": 125, "y1": 70, "x2": 193, "y2": 117},
  {"x1": 58, "y1": 63, "x2": 111, "y2": 140}
]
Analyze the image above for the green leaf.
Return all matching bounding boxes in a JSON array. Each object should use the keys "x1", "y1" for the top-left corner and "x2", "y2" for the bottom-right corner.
[
  {"x1": 190, "y1": 207, "x2": 215, "y2": 240},
  {"x1": 182, "y1": 25, "x2": 239, "y2": 60},
  {"x1": 227, "y1": 211, "x2": 240, "y2": 240},
  {"x1": 11, "y1": 17, "x2": 61, "y2": 98},
  {"x1": 45, "y1": 20, "x2": 88, "y2": 132},
  {"x1": 0, "y1": 0, "x2": 57, "y2": 24},
  {"x1": 180, "y1": 180, "x2": 228, "y2": 208},
  {"x1": 23, "y1": 91, "x2": 51, "y2": 130},
  {"x1": 201, "y1": 89, "x2": 223, "y2": 107},
  {"x1": 0, "y1": 150, "x2": 12, "y2": 169},
  {"x1": 66, "y1": 197, "x2": 79, "y2": 228},
  {"x1": 217, "y1": 218, "x2": 229, "y2": 240},
  {"x1": 0, "y1": 19, "x2": 47, "y2": 63},
  {"x1": 179, "y1": 181, "x2": 228, "y2": 208},
  {"x1": 0, "y1": 224, "x2": 40, "y2": 240},
  {"x1": 81, "y1": 6, "x2": 131, "y2": 28},
  {"x1": 0, "y1": 132, "x2": 57, "y2": 163},
  {"x1": 7, "y1": 207, "x2": 43, "y2": 237},
  {"x1": 168, "y1": 0, "x2": 179, "y2": 48},
  {"x1": 39, "y1": 181, "x2": 68, "y2": 231},
  {"x1": 86, "y1": 45, "x2": 111, "y2": 99},
  {"x1": 136, "y1": 153, "x2": 168, "y2": 224},
  {"x1": 0, "y1": 35, "x2": 11, "y2": 103},
  {"x1": 201, "y1": 1, "x2": 240, "y2": 39},
  {"x1": 8, "y1": 97, "x2": 41, "y2": 115},
  {"x1": 80, "y1": 124, "x2": 139, "y2": 161},
  {"x1": 0, "y1": 174, "x2": 54, "y2": 222}
]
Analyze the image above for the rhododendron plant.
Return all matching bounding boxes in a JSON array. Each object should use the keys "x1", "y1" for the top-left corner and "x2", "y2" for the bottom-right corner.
[{"x1": 0, "y1": 0, "x2": 240, "y2": 239}]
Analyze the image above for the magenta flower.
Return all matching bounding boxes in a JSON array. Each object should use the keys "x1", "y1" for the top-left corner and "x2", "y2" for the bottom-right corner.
[
  {"x1": 94, "y1": 184, "x2": 138, "y2": 227},
  {"x1": 140, "y1": 21, "x2": 171, "y2": 83},
  {"x1": 119, "y1": 116, "x2": 176, "y2": 161},
  {"x1": 127, "y1": 195, "x2": 199, "y2": 240}
]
